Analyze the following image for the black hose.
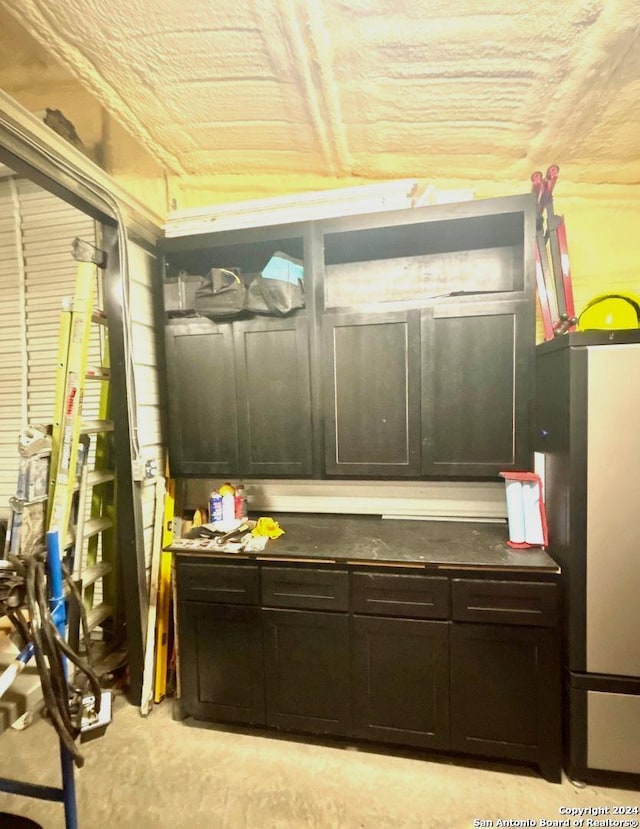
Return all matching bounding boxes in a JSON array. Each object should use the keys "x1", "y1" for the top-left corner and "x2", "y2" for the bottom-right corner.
[
  {"x1": 52, "y1": 627, "x2": 102, "y2": 709},
  {"x1": 24, "y1": 556, "x2": 84, "y2": 767},
  {"x1": 7, "y1": 550, "x2": 107, "y2": 767},
  {"x1": 61, "y1": 563, "x2": 95, "y2": 668},
  {"x1": 34, "y1": 560, "x2": 78, "y2": 739},
  {"x1": 7, "y1": 609, "x2": 30, "y2": 649}
]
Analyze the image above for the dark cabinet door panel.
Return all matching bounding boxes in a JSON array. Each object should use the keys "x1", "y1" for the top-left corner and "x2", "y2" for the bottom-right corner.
[
  {"x1": 422, "y1": 301, "x2": 533, "y2": 476},
  {"x1": 450, "y1": 623, "x2": 561, "y2": 781},
  {"x1": 263, "y1": 609, "x2": 350, "y2": 735},
  {"x1": 165, "y1": 322, "x2": 239, "y2": 475},
  {"x1": 178, "y1": 601, "x2": 265, "y2": 725},
  {"x1": 351, "y1": 616, "x2": 450, "y2": 749},
  {"x1": 323, "y1": 311, "x2": 421, "y2": 476},
  {"x1": 234, "y1": 317, "x2": 313, "y2": 476}
]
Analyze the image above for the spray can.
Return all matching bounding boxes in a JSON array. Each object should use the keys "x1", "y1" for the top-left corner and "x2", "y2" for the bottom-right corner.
[
  {"x1": 208, "y1": 491, "x2": 223, "y2": 523},
  {"x1": 234, "y1": 484, "x2": 248, "y2": 520}
]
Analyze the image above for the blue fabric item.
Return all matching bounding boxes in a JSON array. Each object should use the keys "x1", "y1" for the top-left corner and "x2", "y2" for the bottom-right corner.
[{"x1": 261, "y1": 252, "x2": 304, "y2": 285}]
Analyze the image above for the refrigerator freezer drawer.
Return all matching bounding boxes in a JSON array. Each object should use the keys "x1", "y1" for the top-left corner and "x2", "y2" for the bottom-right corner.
[{"x1": 587, "y1": 690, "x2": 640, "y2": 774}]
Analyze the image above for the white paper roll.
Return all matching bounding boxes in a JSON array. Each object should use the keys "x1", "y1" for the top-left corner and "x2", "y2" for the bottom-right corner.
[
  {"x1": 504, "y1": 479, "x2": 526, "y2": 543},
  {"x1": 522, "y1": 481, "x2": 544, "y2": 545}
]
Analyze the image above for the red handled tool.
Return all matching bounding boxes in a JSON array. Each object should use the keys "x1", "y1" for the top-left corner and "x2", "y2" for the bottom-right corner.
[{"x1": 530, "y1": 165, "x2": 577, "y2": 339}]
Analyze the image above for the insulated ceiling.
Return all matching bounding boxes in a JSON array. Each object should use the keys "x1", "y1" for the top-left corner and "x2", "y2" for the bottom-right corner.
[{"x1": 1, "y1": 0, "x2": 640, "y2": 186}]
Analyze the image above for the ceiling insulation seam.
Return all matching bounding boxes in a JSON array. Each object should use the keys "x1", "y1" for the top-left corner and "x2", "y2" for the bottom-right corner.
[
  {"x1": 301, "y1": 0, "x2": 353, "y2": 174},
  {"x1": 1, "y1": 0, "x2": 187, "y2": 177},
  {"x1": 261, "y1": 0, "x2": 343, "y2": 176}
]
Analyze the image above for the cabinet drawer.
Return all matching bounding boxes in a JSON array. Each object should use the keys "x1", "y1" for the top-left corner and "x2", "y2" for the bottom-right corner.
[
  {"x1": 177, "y1": 561, "x2": 260, "y2": 605},
  {"x1": 452, "y1": 579, "x2": 558, "y2": 627},
  {"x1": 261, "y1": 567, "x2": 349, "y2": 611},
  {"x1": 352, "y1": 572, "x2": 449, "y2": 619}
]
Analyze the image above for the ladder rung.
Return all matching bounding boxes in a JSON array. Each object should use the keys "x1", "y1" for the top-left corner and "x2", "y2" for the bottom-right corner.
[
  {"x1": 87, "y1": 470, "x2": 115, "y2": 486},
  {"x1": 85, "y1": 602, "x2": 112, "y2": 632},
  {"x1": 82, "y1": 561, "x2": 112, "y2": 588},
  {"x1": 83, "y1": 516, "x2": 112, "y2": 539},
  {"x1": 85, "y1": 367, "x2": 111, "y2": 380},
  {"x1": 72, "y1": 469, "x2": 115, "y2": 493},
  {"x1": 92, "y1": 309, "x2": 107, "y2": 324},
  {"x1": 80, "y1": 420, "x2": 114, "y2": 434}
]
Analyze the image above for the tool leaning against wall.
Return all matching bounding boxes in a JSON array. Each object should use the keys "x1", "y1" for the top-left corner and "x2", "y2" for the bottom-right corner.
[{"x1": 530, "y1": 164, "x2": 578, "y2": 340}]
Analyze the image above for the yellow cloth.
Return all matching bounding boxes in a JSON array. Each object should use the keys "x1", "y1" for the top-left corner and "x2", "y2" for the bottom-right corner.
[{"x1": 251, "y1": 516, "x2": 285, "y2": 539}]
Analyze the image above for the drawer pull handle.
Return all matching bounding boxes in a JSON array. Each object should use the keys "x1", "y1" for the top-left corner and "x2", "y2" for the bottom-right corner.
[
  {"x1": 273, "y1": 591, "x2": 334, "y2": 601},
  {"x1": 368, "y1": 598, "x2": 435, "y2": 607},
  {"x1": 193, "y1": 585, "x2": 245, "y2": 594},
  {"x1": 467, "y1": 604, "x2": 541, "y2": 615}
]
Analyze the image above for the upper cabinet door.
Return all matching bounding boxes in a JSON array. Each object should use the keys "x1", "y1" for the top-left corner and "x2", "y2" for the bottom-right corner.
[
  {"x1": 323, "y1": 311, "x2": 421, "y2": 477},
  {"x1": 421, "y1": 300, "x2": 533, "y2": 477},
  {"x1": 234, "y1": 316, "x2": 313, "y2": 476},
  {"x1": 165, "y1": 321, "x2": 239, "y2": 475}
]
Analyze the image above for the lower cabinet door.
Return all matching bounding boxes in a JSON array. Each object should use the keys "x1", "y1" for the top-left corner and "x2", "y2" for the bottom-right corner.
[
  {"x1": 450, "y1": 623, "x2": 561, "y2": 781},
  {"x1": 263, "y1": 608, "x2": 350, "y2": 735},
  {"x1": 351, "y1": 615, "x2": 450, "y2": 750},
  {"x1": 178, "y1": 601, "x2": 265, "y2": 725}
]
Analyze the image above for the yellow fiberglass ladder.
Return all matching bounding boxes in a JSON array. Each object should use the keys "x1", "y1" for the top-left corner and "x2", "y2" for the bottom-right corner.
[{"x1": 46, "y1": 237, "x2": 117, "y2": 644}]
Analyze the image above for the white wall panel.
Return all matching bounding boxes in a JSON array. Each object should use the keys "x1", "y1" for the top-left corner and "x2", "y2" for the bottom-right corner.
[
  {"x1": 128, "y1": 240, "x2": 166, "y2": 585},
  {"x1": 0, "y1": 178, "x2": 23, "y2": 517},
  {"x1": 17, "y1": 178, "x2": 98, "y2": 426},
  {"x1": 0, "y1": 177, "x2": 98, "y2": 522}
]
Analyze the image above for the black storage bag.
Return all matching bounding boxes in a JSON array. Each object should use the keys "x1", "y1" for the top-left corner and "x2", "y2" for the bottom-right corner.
[
  {"x1": 164, "y1": 271, "x2": 204, "y2": 316},
  {"x1": 245, "y1": 252, "x2": 305, "y2": 316},
  {"x1": 195, "y1": 268, "x2": 246, "y2": 319}
]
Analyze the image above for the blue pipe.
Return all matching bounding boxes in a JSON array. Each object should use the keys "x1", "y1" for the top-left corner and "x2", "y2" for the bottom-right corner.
[
  {"x1": 46, "y1": 529, "x2": 78, "y2": 829},
  {"x1": 46, "y1": 529, "x2": 66, "y2": 633}
]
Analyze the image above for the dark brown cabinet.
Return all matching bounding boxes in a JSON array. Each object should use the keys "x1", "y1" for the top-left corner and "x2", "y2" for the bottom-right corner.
[
  {"x1": 350, "y1": 569, "x2": 450, "y2": 748},
  {"x1": 178, "y1": 601, "x2": 265, "y2": 725},
  {"x1": 233, "y1": 316, "x2": 313, "y2": 476},
  {"x1": 351, "y1": 616, "x2": 449, "y2": 749},
  {"x1": 165, "y1": 315, "x2": 313, "y2": 476},
  {"x1": 263, "y1": 609, "x2": 350, "y2": 735},
  {"x1": 175, "y1": 555, "x2": 561, "y2": 781},
  {"x1": 322, "y1": 311, "x2": 421, "y2": 477},
  {"x1": 261, "y1": 566, "x2": 350, "y2": 735},
  {"x1": 421, "y1": 300, "x2": 533, "y2": 476},
  {"x1": 176, "y1": 561, "x2": 264, "y2": 724},
  {"x1": 450, "y1": 623, "x2": 560, "y2": 781},
  {"x1": 449, "y1": 578, "x2": 562, "y2": 782},
  {"x1": 322, "y1": 300, "x2": 532, "y2": 478},
  {"x1": 161, "y1": 193, "x2": 537, "y2": 480},
  {"x1": 165, "y1": 320, "x2": 238, "y2": 475}
]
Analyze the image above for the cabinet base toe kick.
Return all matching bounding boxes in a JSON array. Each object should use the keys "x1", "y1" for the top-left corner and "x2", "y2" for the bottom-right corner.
[
  {"x1": 175, "y1": 558, "x2": 562, "y2": 784},
  {"x1": 174, "y1": 704, "x2": 562, "y2": 784}
]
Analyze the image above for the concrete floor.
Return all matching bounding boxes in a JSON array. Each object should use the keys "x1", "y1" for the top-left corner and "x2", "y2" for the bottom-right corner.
[{"x1": 0, "y1": 694, "x2": 638, "y2": 829}]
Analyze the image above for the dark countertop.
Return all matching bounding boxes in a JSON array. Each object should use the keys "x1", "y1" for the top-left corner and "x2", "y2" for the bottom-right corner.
[{"x1": 168, "y1": 513, "x2": 559, "y2": 573}]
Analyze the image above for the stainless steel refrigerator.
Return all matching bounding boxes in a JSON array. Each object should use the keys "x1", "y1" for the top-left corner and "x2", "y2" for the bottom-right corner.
[{"x1": 535, "y1": 331, "x2": 640, "y2": 783}]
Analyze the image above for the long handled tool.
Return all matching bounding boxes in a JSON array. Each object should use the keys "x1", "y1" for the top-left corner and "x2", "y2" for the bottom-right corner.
[{"x1": 530, "y1": 165, "x2": 577, "y2": 339}]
